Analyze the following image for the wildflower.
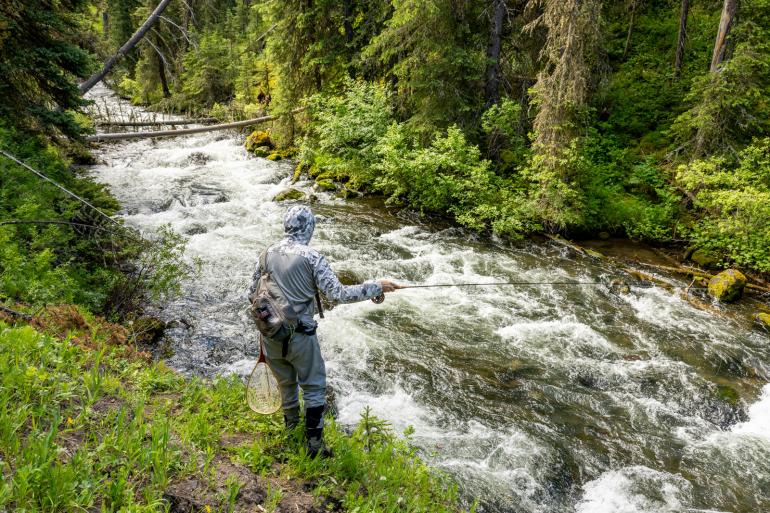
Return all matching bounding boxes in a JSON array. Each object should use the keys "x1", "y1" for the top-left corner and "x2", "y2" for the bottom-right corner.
[
  {"x1": 67, "y1": 417, "x2": 74, "y2": 426},
  {"x1": 205, "y1": 506, "x2": 212, "y2": 513}
]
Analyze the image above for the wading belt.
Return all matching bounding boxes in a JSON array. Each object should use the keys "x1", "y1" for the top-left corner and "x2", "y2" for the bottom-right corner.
[{"x1": 280, "y1": 293, "x2": 324, "y2": 358}]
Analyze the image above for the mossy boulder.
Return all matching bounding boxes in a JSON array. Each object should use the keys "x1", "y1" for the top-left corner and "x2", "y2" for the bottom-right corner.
[
  {"x1": 273, "y1": 188, "x2": 306, "y2": 202},
  {"x1": 708, "y1": 269, "x2": 747, "y2": 302},
  {"x1": 691, "y1": 249, "x2": 720, "y2": 269},
  {"x1": 250, "y1": 145, "x2": 272, "y2": 158},
  {"x1": 315, "y1": 179, "x2": 335, "y2": 191},
  {"x1": 266, "y1": 147, "x2": 299, "y2": 161},
  {"x1": 755, "y1": 312, "x2": 770, "y2": 329},
  {"x1": 244, "y1": 130, "x2": 274, "y2": 153},
  {"x1": 307, "y1": 164, "x2": 323, "y2": 179}
]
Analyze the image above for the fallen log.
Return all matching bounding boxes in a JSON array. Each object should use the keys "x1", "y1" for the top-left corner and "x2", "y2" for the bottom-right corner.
[
  {"x1": 637, "y1": 263, "x2": 770, "y2": 294},
  {"x1": 86, "y1": 114, "x2": 278, "y2": 142},
  {"x1": 95, "y1": 117, "x2": 219, "y2": 127}
]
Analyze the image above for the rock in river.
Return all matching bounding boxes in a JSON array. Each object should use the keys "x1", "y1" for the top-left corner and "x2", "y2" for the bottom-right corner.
[
  {"x1": 273, "y1": 188, "x2": 306, "y2": 202},
  {"x1": 708, "y1": 269, "x2": 747, "y2": 302}
]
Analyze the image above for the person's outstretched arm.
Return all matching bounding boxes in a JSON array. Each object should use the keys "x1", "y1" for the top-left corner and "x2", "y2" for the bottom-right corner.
[{"x1": 313, "y1": 255, "x2": 396, "y2": 303}]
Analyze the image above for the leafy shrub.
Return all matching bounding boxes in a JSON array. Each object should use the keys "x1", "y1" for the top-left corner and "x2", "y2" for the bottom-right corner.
[
  {"x1": 301, "y1": 79, "x2": 394, "y2": 186},
  {"x1": 677, "y1": 138, "x2": 770, "y2": 271}
]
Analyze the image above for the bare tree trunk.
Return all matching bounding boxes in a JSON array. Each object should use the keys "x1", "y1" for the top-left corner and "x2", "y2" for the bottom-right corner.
[
  {"x1": 710, "y1": 0, "x2": 738, "y2": 72},
  {"x1": 79, "y1": 0, "x2": 174, "y2": 95},
  {"x1": 674, "y1": 0, "x2": 689, "y2": 77},
  {"x1": 156, "y1": 34, "x2": 170, "y2": 98},
  {"x1": 343, "y1": 0, "x2": 355, "y2": 77},
  {"x1": 102, "y1": 11, "x2": 109, "y2": 39},
  {"x1": 484, "y1": 0, "x2": 507, "y2": 108},
  {"x1": 623, "y1": 0, "x2": 637, "y2": 59}
]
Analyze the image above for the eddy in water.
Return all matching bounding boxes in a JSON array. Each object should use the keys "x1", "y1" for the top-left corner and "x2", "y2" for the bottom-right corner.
[{"x1": 248, "y1": 205, "x2": 399, "y2": 457}]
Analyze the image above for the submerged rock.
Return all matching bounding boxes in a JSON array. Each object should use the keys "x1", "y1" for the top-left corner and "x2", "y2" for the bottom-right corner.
[
  {"x1": 273, "y1": 188, "x2": 306, "y2": 202},
  {"x1": 708, "y1": 269, "x2": 747, "y2": 302}
]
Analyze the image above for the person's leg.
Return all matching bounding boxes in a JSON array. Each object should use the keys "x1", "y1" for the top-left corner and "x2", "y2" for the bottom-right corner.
[
  {"x1": 262, "y1": 335, "x2": 300, "y2": 428},
  {"x1": 287, "y1": 332, "x2": 329, "y2": 456}
]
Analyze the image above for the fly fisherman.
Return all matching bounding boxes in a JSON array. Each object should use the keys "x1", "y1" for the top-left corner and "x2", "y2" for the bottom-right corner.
[{"x1": 248, "y1": 205, "x2": 398, "y2": 457}]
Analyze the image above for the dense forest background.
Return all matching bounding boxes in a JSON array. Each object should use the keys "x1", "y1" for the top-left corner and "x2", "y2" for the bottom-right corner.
[
  {"x1": 96, "y1": 0, "x2": 770, "y2": 272},
  {"x1": 2, "y1": 0, "x2": 770, "y2": 317}
]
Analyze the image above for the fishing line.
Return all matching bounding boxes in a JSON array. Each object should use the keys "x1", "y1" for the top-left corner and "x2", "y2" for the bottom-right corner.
[{"x1": 396, "y1": 281, "x2": 607, "y2": 289}]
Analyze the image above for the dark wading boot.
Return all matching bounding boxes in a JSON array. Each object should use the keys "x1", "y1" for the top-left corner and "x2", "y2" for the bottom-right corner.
[
  {"x1": 305, "y1": 404, "x2": 332, "y2": 458},
  {"x1": 284, "y1": 406, "x2": 300, "y2": 430}
]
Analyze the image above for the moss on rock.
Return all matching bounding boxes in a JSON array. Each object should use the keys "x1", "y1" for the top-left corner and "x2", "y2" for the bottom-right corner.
[
  {"x1": 707, "y1": 269, "x2": 747, "y2": 302},
  {"x1": 691, "y1": 249, "x2": 720, "y2": 269},
  {"x1": 244, "y1": 130, "x2": 273, "y2": 153},
  {"x1": 273, "y1": 188, "x2": 306, "y2": 202},
  {"x1": 315, "y1": 179, "x2": 335, "y2": 191},
  {"x1": 755, "y1": 312, "x2": 770, "y2": 329}
]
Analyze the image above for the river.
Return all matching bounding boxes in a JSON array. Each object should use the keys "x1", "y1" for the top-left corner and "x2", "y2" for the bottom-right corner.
[{"x1": 86, "y1": 84, "x2": 770, "y2": 513}]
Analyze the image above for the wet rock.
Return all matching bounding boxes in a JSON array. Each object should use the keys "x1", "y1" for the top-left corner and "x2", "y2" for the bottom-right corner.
[
  {"x1": 598, "y1": 231, "x2": 610, "y2": 240},
  {"x1": 184, "y1": 223, "x2": 208, "y2": 235},
  {"x1": 272, "y1": 188, "x2": 306, "y2": 202},
  {"x1": 716, "y1": 384, "x2": 740, "y2": 406},
  {"x1": 610, "y1": 279, "x2": 631, "y2": 294},
  {"x1": 691, "y1": 249, "x2": 720, "y2": 269},
  {"x1": 266, "y1": 147, "x2": 298, "y2": 161},
  {"x1": 245, "y1": 130, "x2": 273, "y2": 153},
  {"x1": 755, "y1": 312, "x2": 770, "y2": 329},
  {"x1": 336, "y1": 187, "x2": 359, "y2": 199},
  {"x1": 315, "y1": 178, "x2": 336, "y2": 191},
  {"x1": 250, "y1": 145, "x2": 272, "y2": 158},
  {"x1": 708, "y1": 269, "x2": 747, "y2": 302},
  {"x1": 185, "y1": 152, "x2": 210, "y2": 166}
]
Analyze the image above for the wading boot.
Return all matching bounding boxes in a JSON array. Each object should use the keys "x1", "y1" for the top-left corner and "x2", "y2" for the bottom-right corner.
[
  {"x1": 305, "y1": 404, "x2": 332, "y2": 458},
  {"x1": 283, "y1": 406, "x2": 300, "y2": 430}
]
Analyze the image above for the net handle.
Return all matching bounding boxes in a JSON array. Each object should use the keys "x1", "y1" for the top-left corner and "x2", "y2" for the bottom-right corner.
[{"x1": 257, "y1": 334, "x2": 266, "y2": 363}]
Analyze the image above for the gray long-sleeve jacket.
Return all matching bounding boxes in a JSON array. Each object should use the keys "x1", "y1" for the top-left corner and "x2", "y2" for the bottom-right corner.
[{"x1": 249, "y1": 205, "x2": 382, "y2": 324}]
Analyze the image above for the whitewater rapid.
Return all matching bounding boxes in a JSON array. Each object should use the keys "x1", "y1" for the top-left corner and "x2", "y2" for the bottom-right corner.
[{"x1": 87, "y1": 85, "x2": 770, "y2": 513}]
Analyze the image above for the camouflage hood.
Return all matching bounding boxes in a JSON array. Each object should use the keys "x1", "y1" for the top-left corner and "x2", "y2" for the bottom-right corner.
[{"x1": 283, "y1": 205, "x2": 315, "y2": 244}]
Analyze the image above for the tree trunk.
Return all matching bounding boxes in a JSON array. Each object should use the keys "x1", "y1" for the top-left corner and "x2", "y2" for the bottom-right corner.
[
  {"x1": 79, "y1": 0, "x2": 174, "y2": 95},
  {"x1": 674, "y1": 0, "x2": 689, "y2": 77},
  {"x1": 484, "y1": 0, "x2": 506, "y2": 108},
  {"x1": 710, "y1": 0, "x2": 738, "y2": 72},
  {"x1": 102, "y1": 11, "x2": 109, "y2": 39},
  {"x1": 623, "y1": 0, "x2": 637, "y2": 59},
  {"x1": 156, "y1": 34, "x2": 170, "y2": 98},
  {"x1": 343, "y1": 0, "x2": 355, "y2": 78}
]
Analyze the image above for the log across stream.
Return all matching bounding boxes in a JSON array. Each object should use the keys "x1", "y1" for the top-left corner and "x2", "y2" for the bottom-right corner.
[{"x1": 86, "y1": 84, "x2": 770, "y2": 513}]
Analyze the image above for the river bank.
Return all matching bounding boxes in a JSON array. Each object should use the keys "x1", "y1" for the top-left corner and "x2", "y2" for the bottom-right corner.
[{"x1": 0, "y1": 316, "x2": 463, "y2": 512}]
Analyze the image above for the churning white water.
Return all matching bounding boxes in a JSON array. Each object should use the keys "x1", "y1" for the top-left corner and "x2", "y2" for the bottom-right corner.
[{"x1": 86, "y1": 85, "x2": 770, "y2": 513}]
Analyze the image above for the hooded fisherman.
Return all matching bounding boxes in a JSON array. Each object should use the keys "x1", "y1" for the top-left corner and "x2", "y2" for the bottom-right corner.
[{"x1": 248, "y1": 205, "x2": 399, "y2": 457}]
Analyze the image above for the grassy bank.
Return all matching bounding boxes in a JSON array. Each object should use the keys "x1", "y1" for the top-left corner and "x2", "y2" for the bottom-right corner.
[{"x1": 0, "y1": 315, "x2": 466, "y2": 512}]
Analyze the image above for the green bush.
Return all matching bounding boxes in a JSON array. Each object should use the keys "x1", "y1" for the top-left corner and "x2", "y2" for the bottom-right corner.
[
  {"x1": 301, "y1": 79, "x2": 394, "y2": 187},
  {"x1": 677, "y1": 138, "x2": 770, "y2": 271}
]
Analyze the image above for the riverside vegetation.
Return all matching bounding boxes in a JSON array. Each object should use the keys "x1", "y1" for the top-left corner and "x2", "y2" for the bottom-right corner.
[
  {"x1": 0, "y1": 1, "x2": 469, "y2": 511},
  {"x1": 97, "y1": 0, "x2": 770, "y2": 275}
]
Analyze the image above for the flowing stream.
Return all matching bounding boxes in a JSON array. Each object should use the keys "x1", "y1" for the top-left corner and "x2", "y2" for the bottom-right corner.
[{"x1": 87, "y1": 85, "x2": 770, "y2": 513}]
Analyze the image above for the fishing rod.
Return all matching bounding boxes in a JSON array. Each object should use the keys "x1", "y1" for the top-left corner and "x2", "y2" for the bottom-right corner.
[{"x1": 371, "y1": 280, "x2": 614, "y2": 303}]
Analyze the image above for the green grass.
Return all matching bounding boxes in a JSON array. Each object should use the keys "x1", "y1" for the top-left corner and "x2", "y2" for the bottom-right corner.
[{"x1": 0, "y1": 320, "x2": 466, "y2": 512}]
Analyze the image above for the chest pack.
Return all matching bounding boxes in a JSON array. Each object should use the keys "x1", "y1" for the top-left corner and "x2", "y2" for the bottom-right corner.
[{"x1": 248, "y1": 247, "x2": 324, "y2": 356}]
